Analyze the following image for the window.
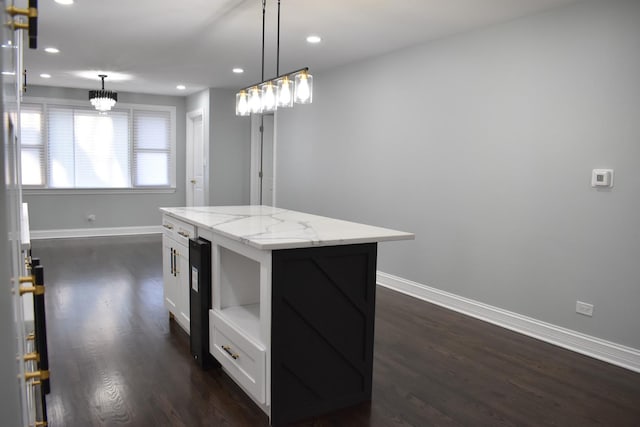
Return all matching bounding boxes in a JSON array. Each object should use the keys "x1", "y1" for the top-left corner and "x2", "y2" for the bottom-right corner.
[
  {"x1": 133, "y1": 110, "x2": 172, "y2": 187},
  {"x1": 20, "y1": 104, "x2": 44, "y2": 186},
  {"x1": 20, "y1": 99, "x2": 176, "y2": 190}
]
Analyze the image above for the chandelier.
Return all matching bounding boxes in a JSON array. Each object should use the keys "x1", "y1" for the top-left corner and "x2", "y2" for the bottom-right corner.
[
  {"x1": 89, "y1": 74, "x2": 118, "y2": 112},
  {"x1": 235, "y1": 0, "x2": 313, "y2": 116}
]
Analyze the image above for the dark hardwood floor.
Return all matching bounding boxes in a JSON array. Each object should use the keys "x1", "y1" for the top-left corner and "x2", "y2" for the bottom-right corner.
[{"x1": 32, "y1": 235, "x2": 640, "y2": 427}]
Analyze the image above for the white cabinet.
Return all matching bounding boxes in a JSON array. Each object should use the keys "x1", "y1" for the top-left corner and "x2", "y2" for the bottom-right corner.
[
  {"x1": 161, "y1": 216, "x2": 195, "y2": 333},
  {"x1": 198, "y1": 229, "x2": 271, "y2": 407}
]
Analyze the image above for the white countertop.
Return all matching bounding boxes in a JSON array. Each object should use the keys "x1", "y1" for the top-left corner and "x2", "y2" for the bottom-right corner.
[{"x1": 160, "y1": 205, "x2": 414, "y2": 250}]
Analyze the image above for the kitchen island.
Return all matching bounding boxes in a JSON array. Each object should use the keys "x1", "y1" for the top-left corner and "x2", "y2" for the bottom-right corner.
[{"x1": 160, "y1": 205, "x2": 413, "y2": 425}]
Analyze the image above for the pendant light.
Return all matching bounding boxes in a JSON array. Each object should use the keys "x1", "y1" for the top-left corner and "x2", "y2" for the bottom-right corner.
[
  {"x1": 276, "y1": 76, "x2": 294, "y2": 108},
  {"x1": 294, "y1": 70, "x2": 313, "y2": 104},
  {"x1": 235, "y1": 0, "x2": 313, "y2": 116},
  {"x1": 235, "y1": 90, "x2": 249, "y2": 116},
  {"x1": 248, "y1": 86, "x2": 262, "y2": 114},
  {"x1": 89, "y1": 74, "x2": 117, "y2": 112}
]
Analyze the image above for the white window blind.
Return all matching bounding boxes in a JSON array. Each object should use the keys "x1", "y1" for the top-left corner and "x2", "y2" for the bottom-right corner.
[
  {"x1": 19, "y1": 100, "x2": 176, "y2": 190},
  {"x1": 20, "y1": 104, "x2": 45, "y2": 186},
  {"x1": 133, "y1": 110, "x2": 172, "y2": 187},
  {"x1": 48, "y1": 107, "x2": 130, "y2": 188}
]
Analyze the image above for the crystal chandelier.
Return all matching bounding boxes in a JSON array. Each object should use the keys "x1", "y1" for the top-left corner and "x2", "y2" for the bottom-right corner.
[
  {"x1": 89, "y1": 74, "x2": 118, "y2": 112},
  {"x1": 235, "y1": 0, "x2": 313, "y2": 116}
]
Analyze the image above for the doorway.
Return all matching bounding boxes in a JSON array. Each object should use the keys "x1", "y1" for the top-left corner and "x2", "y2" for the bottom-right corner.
[
  {"x1": 250, "y1": 113, "x2": 275, "y2": 206},
  {"x1": 186, "y1": 109, "x2": 207, "y2": 206}
]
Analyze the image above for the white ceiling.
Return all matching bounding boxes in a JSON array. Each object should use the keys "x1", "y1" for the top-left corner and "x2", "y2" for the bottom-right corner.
[{"x1": 24, "y1": 0, "x2": 582, "y2": 96}]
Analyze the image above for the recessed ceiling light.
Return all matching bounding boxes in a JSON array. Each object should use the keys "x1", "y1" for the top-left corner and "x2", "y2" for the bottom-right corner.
[
  {"x1": 54, "y1": 0, "x2": 74, "y2": 4},
  {"x1": 75, "y1": 70, "x2": 132, "y2": 82},
  {"x1": 306, "y1": 35, "x2": 322, "y2": 44},
  {"x1": 176, "y1": 85, "x2": 186, "y2": 90},
  {"x1": 44, "y1": 47, "x2": 60, "y2": 54},
  {"x1": 40, "y1": 73, "x2": 51, "y2": 78},
  {"x1": 232, "y1": 68, "x2": 244, "y2": 74}
]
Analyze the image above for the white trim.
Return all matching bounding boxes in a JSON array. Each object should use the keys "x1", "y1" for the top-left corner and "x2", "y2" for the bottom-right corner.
[
  {"x1": 24, "y1": 188, "x2": 176, "y2": 195},
  {"x1": 272, "y1": 112, "x2": 278, "y2": 207},
  {"x1": 377, "y1": 271, "x2": 640, "y2": 373},
  {"x1": 30, "y1": 225, "x2": 162, "y2": 240},
  {"x1": 23, "y1": 96, "x2": 176, "y2": 112}
]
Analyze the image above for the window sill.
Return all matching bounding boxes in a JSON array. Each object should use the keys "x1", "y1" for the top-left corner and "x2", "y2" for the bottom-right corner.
[{"x1": 23, "y1": 188, "x2": 177, "y2": 196}]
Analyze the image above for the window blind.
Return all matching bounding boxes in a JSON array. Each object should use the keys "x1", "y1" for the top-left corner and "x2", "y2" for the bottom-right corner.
[
  {"x1": 19, "y1": 100, "x2": 176, "y2": 190},
  {"x1": 133, "y1": 109, "x2": 172, "y2": 187},
  {"x1": 20, "y1": 104, "x2": 45, "y2": 186},
  {"x1": 48, "y1": 107, "x2": 130, "y2": 188}
]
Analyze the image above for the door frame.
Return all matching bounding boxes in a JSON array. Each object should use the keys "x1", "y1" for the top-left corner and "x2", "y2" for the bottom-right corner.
[
  {"x1": 186, "y1": 108, "x2": 208, "y2": 206},
  {"x1": 250, "y1": 113, "x2": 277, "y2": 206}
]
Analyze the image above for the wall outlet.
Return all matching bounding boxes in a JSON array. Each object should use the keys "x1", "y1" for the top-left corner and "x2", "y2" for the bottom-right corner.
[
  {"x1": 87, "y1": 214, "x2": 96, "y2": 222},
  {"x1": 576, "y1": 301, "x2": 594, "y2": 317}
]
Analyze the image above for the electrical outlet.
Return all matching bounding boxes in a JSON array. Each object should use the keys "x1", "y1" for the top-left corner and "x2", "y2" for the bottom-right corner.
[
  {"x1": 87, "y1": 214, "x2": 96, "y2": 222},
  {"x1": 576, "y1": 301, "x2": 594, "y2": 317}
]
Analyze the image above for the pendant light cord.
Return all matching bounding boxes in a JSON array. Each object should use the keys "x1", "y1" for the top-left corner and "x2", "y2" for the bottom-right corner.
[
  {"x1": 261, "y1": 0, "x2": 266, "y2": 82},
  {"x1": 277, "y1": 0, "x2": 280, "y2": 76},
  {"x1": 259, "y1": 0, "x2": 266, "y2": 205}
]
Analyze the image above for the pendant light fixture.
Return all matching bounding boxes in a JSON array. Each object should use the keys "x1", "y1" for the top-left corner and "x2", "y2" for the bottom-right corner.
[
  {"x1": 235, "y1": 0, "x2": 313, "y2": 116},
  {"x1": 89, "y1": 74, "x2": 117, "y2": 112}
]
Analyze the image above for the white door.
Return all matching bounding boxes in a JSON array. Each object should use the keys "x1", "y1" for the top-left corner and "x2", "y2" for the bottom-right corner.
[
  {"x1": 250, "y1": 114, "x2": 275, "y2": 206},
  {"x1": 1, "y1": 1, "x2": 33, "y2": 423},
  {"x1": 186, "y1": 109, "x2": 206, "y2": 206}
]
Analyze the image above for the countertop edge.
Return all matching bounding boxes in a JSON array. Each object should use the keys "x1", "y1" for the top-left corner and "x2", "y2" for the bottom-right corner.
[{"x1": 160, "y1": 207, "x2": 415, "y2": 251}]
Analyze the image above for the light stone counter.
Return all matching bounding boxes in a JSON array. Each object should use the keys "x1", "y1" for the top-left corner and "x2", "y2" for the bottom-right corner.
[{"x1": 160, "y1": 205, "x2": 414, "y2": 250}]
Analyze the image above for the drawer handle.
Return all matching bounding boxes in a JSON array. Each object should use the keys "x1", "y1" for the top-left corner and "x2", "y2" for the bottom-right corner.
[
  {"x1": 222, "y1": 345, "x2": 239, "y2": 360},
  {"x1": 177, "y1": 231, "x2": 189, "y2": 237},
  {"x1": 24, "y1": 369, "x2": 49, "y2": 381},
  {"x1": 24, "y1": 352, "x2": 39, "y2": 362},
  {"x1": 163, "y1": 224, "x2": 174, "y2": 230}
]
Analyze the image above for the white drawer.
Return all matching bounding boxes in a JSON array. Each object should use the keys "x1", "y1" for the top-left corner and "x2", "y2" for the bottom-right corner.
[
  {"x1": 210, "y1": 310, "x2": 266, "y2": 403},
  {"x1": 162, "y1": 215, "x2": 195, "y2": 244}
]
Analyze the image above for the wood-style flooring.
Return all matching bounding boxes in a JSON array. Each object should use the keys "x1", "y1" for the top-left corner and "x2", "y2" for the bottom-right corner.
[{"x1": 32, "y1": 235, "x2": 640, "y2": 426}]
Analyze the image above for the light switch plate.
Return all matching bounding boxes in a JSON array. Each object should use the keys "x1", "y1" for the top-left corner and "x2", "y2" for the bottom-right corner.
[{"x1": 592, "y1": 169, "x2": 613, "y2": 188}]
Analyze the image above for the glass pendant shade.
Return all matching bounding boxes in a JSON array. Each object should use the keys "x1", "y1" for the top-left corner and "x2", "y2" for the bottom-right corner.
[
  {"x1": 276, "y1": 76, "x2": 294, "y2": 108},
  {"x1": 261, "y1": 82, "x2": 277, "y2": 112},
  {"x1": 294, "y1": 71, "x2": 313, "y2": 104},
  {"x1": 235, "y1": 90, "x2": 250, "y2": 116},
  {"x1": 248, "y1": 86, "x2": 262, "y2": 114}
]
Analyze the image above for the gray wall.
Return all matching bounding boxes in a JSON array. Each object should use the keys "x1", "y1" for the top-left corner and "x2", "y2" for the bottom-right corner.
[
  {"x1": 187, "y1": 88, "x2": 251, "y2": 206},
  {"x1": 23, "y1": 86, "x2": 186, "y2": 230},
  {"x1": 210, "y1": 89, "x2": 251, "y2": 205},
  {"x1": 275, "y1": 0, "x2": 640, "y2": 349}
]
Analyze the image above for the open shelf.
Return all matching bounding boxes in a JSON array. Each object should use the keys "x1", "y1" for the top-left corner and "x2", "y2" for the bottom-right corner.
[{"x1": 217, "y1": 245, "x2": 263, "y2": 346}]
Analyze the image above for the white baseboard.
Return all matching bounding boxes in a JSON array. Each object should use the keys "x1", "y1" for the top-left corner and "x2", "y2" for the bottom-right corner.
[
  {"x1": 30, "y1": 225, "x2": 162, "y2": 240},
  {"x1": 377, "y1": 271, "x2": 640, "y2": 373}
]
